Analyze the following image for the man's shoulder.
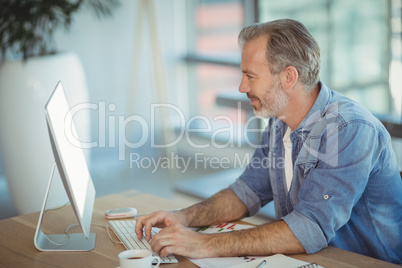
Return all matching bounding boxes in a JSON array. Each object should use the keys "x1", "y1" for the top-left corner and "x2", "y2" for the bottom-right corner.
[
  {"x1": 297, "y1": 85, "x2": 389, "y2": 143},
  {"x1": 326, "y1": 90, "x2": 384, "y2": 131}
]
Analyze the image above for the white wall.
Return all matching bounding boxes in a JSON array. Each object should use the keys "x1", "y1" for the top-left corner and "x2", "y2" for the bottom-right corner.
[{"x1": 53, "y1": 0, "x2": 188, "y2": 163}]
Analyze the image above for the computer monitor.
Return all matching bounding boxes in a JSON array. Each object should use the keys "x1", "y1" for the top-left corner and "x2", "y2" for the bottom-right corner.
[{"x1": 34, "y1": 81, "x2": 96, "y2": 251}]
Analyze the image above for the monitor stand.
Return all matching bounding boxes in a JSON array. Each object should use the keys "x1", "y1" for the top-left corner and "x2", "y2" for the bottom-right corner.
[{"x1": 34, "y1": 164, "x2": 96, "y2": 251}]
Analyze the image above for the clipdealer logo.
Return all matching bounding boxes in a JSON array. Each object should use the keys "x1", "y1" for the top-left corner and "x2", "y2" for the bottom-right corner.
[
  {"x1": 64, "y1": 102, "x2": 265, "y2": 160},
  {"x1": 63, "y1": 101, "x2": 341, "y2": 169}
]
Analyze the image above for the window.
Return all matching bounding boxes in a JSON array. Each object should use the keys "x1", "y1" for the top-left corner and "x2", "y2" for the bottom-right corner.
[
  {"x1": 183, "y1": 0, "x2": 402, "y2": 167},
  {"x1": 259, "y1": 0, "x2": 396, "y2": 116},
  {"x1": 258, "y1": 0, "x2": 402, "y2": 166},
  {"x1": 184, "y1": 0, "x2": 253, "y2": 148}
]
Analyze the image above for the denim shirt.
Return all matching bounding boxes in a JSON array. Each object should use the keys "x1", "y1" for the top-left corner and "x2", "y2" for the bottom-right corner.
[{"x1": 229, "y1": 82, "x2": 402, "y2": 264}]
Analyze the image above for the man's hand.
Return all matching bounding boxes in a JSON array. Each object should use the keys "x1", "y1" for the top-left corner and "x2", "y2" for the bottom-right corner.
[
  {"x1": 150, "y1": 224, "x2": 211, "y2": 258},
  {"x1": 151, "y1": 220, "x2": 305, "y2": 258},
  {"x1": 135, "y1": 210, "x2": 187, "y2": 241},
  {"x1": 134, "y1": 189, "x2": 305, "y2": 259}
]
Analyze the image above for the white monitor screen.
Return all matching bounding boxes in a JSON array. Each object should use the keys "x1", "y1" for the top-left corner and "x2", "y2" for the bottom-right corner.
[{"x1": 44, "y1": 81, "x2": 95, "y2": 239}]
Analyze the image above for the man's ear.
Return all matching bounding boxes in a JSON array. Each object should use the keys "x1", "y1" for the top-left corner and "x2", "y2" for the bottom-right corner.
[{"x1": 280, "y1": 66, "x2": 298, "y2": 91}]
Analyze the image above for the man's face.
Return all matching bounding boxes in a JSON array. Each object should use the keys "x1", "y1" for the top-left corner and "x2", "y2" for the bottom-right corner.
[{"x1": 239, "y1": 36, "x2": 289, "y2": 118}]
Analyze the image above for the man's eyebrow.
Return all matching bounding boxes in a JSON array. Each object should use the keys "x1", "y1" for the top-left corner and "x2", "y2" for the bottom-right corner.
[{"x1": 242, "y1": 69, "x2": 257, "y2": 75}]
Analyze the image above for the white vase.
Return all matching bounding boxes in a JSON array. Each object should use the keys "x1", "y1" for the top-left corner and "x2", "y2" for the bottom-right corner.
[{"x1": 0, "y1": 52, "x2": 91, "y2": 215}]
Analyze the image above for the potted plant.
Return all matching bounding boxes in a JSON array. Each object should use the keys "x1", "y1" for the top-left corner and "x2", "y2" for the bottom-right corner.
[{"x1": 0, "y1": 0, "x2": 119, "y2": 215}]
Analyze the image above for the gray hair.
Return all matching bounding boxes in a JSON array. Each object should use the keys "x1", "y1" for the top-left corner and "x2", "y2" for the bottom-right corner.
[{"x1": 238, "y1": 19, "x2": 320, "y2": 91}]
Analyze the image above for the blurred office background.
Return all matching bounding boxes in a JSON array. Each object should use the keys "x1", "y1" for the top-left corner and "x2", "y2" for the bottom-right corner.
[{"x1": 0, "y1": 0, "x2": 401, "y2": 219}]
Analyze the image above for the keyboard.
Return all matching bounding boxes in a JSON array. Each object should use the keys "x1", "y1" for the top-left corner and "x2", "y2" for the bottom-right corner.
[{"x1": 108, "y1": 220, "x2": 178, "y2": 264}]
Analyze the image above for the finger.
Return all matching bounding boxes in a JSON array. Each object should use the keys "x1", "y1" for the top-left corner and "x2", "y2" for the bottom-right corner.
[
  {"x1": 150, "y1": 231, "x2": 160, "y2": 250},
  {"x1": 151, "y1": 233, "x2": 174, "y2": 256},
  {"x1": 144, "y1": 221, "x2": 154, "y2": 241},
  {"x1": 160, "y1": 244, "x2": 176, "y2": 258},
  {"x1": 135, "y1": 213, "x2": 154, "y2": 239},
  {"x1": 135, "y1": 211, "x2": 176, "y2": 241},
  {"x1": 134, "y1": 217, "x2": 145, "y2": 239},
  {"x1": 150, "y1": 225, "x2": 181, "y2": 255},
  {"x1": 152, "y1": 226, "x2": 203, "y2": 259},
  {"x1": 152, "y1": 233, "x2": 184, "y2": 258},
  {"x1": 146, "y1": 214, "x2": 171, "y2": 240}
]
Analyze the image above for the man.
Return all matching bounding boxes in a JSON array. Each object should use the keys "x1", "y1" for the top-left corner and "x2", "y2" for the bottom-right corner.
[{"x1": 135, "y1": 19, "x2": 402, "y2": 264}]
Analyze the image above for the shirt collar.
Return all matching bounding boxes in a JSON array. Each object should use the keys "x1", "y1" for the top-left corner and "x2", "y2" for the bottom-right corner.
[{"x1": 294, "y1": 81, "x2": 331, "y2": 134}]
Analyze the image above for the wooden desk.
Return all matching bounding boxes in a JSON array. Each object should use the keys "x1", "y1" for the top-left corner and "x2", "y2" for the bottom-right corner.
[{"x1": 0, "y1": 190, "x2": 399, "y2": 267}]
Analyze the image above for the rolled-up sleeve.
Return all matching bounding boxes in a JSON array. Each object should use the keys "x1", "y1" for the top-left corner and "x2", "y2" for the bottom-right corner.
[
  {"x1": 282, "y1": 210, "x2": 328, "y2": 253},
  {"x1": 228, "y1": 178, "x2": 261, "y2": 216}
]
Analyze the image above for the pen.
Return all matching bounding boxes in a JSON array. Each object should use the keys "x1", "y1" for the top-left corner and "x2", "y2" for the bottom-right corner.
[{"x1": 256, "y1": 260, "x2": 266, "y2": 268}]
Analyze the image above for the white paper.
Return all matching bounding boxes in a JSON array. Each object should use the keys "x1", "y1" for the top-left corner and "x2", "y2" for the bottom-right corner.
[
  {"x1": 187, "y1": 224, "x2": 324, "y2": 268},
  {"x1": 230, "y1": 254, "x2": 324, "y2": 268}
]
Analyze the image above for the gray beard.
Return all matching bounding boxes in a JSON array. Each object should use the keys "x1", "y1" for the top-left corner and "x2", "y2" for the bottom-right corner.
[{"x1": 253, "y1": 80, "x2": 289, "y2": 118}]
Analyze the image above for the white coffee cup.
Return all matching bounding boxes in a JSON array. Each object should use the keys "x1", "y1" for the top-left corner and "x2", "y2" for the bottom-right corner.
[{"x1": 118, "y1": 249, "x2": 161, "y2": 268}]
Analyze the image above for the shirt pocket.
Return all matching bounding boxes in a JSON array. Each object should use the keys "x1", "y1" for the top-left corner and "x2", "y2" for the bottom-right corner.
[
  {"x1": 295, "y1": 161, "x2": 317, "y2": 181},
  {"x1": 294, "y1": 161, "x2": 336, "y2": 206}
]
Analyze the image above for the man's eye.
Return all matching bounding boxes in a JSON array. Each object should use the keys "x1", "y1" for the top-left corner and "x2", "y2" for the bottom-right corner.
[{"x1": 247, "y1": 75, "x2": 253, "y2": 79}]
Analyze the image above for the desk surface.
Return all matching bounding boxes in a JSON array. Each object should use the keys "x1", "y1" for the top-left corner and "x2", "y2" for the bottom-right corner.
[{"x1": 0, "y1": 190, "x2": 399, "y2": 268}]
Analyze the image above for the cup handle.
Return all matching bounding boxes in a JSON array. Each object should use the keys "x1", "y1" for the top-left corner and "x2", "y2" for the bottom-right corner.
[{"x1": 152, "y1": 256, "x2": 161, "y2": 267}]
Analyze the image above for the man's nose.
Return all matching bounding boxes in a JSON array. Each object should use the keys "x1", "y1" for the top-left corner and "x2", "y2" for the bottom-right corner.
[{"x1": 239, "y1": 77, "x2": 249, "y2": 94}]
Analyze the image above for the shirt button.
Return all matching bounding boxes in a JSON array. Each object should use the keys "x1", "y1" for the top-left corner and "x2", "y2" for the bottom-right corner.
[{"x1": 324, "y1": 194, "x2": 329, "y2": 200}]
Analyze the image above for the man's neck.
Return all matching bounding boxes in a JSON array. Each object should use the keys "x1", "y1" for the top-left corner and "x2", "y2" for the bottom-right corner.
[{"x1": 279, "y1": 83, "x2": 320, "y2": 131}]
